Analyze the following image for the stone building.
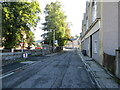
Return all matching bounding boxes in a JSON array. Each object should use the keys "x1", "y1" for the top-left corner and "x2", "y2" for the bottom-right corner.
[{"x1": 81, "y1": 0, "x2": 120, "y2": 78}]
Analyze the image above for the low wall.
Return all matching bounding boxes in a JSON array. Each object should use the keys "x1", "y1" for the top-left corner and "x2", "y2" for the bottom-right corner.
[
  {"x1": 2, "y1": 52, "x2": 23, "y2": 66},
  {"x1": 2, "y1": 45, "x2": 53, "y2": 66},
  {"x1": 2, "y1": 50, "x2": 43, "y2": 66},
  {"x1": 103, "y1": 52, "x2": 116, "y2": 74}
]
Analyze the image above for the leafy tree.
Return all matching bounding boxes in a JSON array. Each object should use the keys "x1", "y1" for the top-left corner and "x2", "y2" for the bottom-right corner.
[
  {"x1": 26, "y1": 31, "x2": 35, "y2": 46},
  {"x1": 75, "y1": 35, "x2": 79, "y2": 39},
  {"x1": 42, "y1": 1, "x2": 71, "y2": 47},
  {"x1": 2, "y1": 1, "x2": 41, "y2": 49}
]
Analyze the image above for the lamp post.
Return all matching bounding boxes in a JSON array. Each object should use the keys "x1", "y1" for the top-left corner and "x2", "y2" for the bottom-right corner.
[
  {"x1": 52, "y1": 29, "x2": 55, "y2": 53},
  {"x1": 21, "y1": 38, "x2": 24, "y2": 53},
  {"x1": 20, "y1": 33, "x2": 24, "y2": 53}
]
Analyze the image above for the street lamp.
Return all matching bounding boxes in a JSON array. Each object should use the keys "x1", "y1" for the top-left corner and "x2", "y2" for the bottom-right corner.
[
  {"x1": 20, "y1": 39, "x2": 24, "y2": 53},
  {"x1": 52, "y1": 29, "x2": 55, "y2": 52}
]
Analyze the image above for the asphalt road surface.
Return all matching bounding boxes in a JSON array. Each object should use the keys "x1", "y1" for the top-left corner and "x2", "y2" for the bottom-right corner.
[{"x1": 2, "y1": 49, "x2": 97, "y2": 88}]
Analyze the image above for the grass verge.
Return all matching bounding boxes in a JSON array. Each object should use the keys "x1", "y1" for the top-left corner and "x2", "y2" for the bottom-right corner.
[
  {"x1": 17, "y1": 59, "x2": 29, "y2": 63},
  {"x1": 114, "y1": 77, "x2": 120, "y2": 85}
]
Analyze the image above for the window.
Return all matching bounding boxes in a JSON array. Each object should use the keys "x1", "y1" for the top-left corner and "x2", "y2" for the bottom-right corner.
[
  {"x1": 87, "y1": 0, "x2": 90, "y2": 6},
  {"x1": 86, "y1": 16, "x2": 88, "y2": 31},
  {"x1": 94, "y1": 40, "x2": 98, "y2": 54},
  {"x1": 92, "y1": 0, "x2": 97, "y2": 22},
  {"x1": 88, "y1": 39, "x2": 90, "y2": 51}
]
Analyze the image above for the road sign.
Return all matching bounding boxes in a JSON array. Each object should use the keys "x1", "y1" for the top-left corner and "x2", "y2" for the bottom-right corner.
[
  {"x1": 54, "y1": 40, "x2": 58, "y2": 45},
  {"x1": 20, "y1": 42, "x2": 24, "y2": 47},
  {"x1": 23, "y1": 53, "x2": 28, "y2": 58}
]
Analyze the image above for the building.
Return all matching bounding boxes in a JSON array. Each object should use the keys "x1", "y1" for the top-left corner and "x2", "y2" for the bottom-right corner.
[
  {"x1": 65, "y1": 38, "x2": 80, "y2": 49},
  {"x1": 81, "y1": 0, "x2": 120, "y2": 78}
]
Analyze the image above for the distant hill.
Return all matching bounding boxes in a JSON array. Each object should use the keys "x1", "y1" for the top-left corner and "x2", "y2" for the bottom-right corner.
[{"x1": 35, "y1": 40, "x2": 42, "y2": 43}]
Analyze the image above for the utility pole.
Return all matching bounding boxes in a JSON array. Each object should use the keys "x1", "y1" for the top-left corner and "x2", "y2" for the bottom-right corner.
[
  {"x1": 53, "y1": 29, "x2": 55, "y2": 52},
  {"x1": 21, "y1": 38, "x2": 24, "y2": 53}
]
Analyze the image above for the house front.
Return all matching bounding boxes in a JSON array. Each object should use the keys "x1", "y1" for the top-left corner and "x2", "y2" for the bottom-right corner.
[{"x1": 81, "y1": 0, "x2": 120, "y2": 79}]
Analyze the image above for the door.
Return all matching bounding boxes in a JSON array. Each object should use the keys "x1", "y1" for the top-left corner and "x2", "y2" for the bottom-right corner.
[{"x1": 90, "y1": 36, "x2": 92, "y2": 58}]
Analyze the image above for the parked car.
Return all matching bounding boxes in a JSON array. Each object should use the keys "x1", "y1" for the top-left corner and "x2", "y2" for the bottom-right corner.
[
  {"x1": 65, "y1": 47, "x2": 73, "y2": 49},
  {"x1": 35, "y1": 47, "x2": 43, "y2": 49}
]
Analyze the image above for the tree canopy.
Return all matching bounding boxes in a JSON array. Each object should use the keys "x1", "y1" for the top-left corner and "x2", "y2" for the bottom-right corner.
[
  {"x1": 2, "y1": 0, "x2": 41, "y2": 49},
  {"x1": 42, "y1": 1, "x2": 71, "y2": 47}
]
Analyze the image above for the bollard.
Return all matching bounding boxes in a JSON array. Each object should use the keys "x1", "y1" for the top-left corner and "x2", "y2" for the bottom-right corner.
[
  {"x1": 23, "y1": 53, "x2": 28, "y2": 58},
  {"x1": 11, "y1": 48, "x2": 14, "y2": 53}
]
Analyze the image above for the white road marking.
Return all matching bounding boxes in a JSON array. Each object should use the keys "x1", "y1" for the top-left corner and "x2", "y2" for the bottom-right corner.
[
  {"x1": 77, "y1": 66, "x2": 83, "y2": 69},
  {"x1": 0, "y1": 72, "x2": 14, "y2": 79},
  {"x1": 20, "y1": 61, "x2": 35, "y2": 64}
]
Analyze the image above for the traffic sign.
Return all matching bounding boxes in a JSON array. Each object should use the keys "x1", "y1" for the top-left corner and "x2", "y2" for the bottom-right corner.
[{"x1": 20, "y1": 42, "x2": 24, "y2": 46}]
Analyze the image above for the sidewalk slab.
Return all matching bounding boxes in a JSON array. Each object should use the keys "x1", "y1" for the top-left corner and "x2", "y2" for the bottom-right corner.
[{"x1": 78, "y1": 50, "x2": 120, "y2": 88}]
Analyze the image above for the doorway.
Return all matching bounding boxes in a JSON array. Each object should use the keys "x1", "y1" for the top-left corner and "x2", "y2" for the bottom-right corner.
[{"x1": 90, "y1": 36, "x2": 92, "y2": 58}]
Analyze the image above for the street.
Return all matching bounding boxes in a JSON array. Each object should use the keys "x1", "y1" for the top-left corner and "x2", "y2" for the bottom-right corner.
[{"x1": 2, "y1": 49, "x2": 97, "y2": 88}]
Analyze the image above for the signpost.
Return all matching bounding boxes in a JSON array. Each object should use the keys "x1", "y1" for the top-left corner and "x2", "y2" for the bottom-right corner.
[
  {"x1": 54, "y1": 40, "x2": 58, "y2": 45},
  {"x1": 20, "y1": 42, "x2": 24, "y2": 52},
  {"x1": 23, "y1": 53, "x2": 28, "y2": 58}
]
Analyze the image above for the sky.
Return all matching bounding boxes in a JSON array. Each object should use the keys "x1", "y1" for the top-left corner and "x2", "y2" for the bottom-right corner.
[{"x1": 33, "y1": 0, "x2": 87, "y2": 40}]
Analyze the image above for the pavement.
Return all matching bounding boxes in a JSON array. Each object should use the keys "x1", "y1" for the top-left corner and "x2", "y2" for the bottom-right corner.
[{"x1": 77, "y1": 49, "x2": 120, "y2": 88}]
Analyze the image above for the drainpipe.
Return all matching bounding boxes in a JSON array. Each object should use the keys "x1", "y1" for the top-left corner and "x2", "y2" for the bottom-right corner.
[{"x1": 115, "y1": 49, "x2": 120, "y2": 79}]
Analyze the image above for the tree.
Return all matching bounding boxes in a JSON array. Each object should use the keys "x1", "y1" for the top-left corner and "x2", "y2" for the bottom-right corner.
[
  {"x1": 2, "y1": 1, "x2": 41, "y2": 49},
  {"x1": 26, "y1": 31, "x2": 35, "y2": 46},
  {"x1": 75, "y1": 35, "x2": 79, "y2": 39},
  {"x1": 42, "y1": 1, "x2": 71, "y2": 47}
]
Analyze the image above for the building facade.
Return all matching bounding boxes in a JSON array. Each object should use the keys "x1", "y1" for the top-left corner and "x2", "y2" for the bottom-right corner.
[{"x1": 81, "y1": 0, "x2": 120, "y2": 78}]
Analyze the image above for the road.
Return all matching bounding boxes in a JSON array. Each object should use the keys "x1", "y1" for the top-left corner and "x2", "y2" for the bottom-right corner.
[{"x1": 2, "y1": 49, "x2": 97, "y2": 88}]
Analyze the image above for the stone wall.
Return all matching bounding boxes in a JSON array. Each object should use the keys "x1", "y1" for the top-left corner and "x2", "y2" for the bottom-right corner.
[
  {"x1": 2, "y1": 44, "x2": 53, "y2": 66},
  {"x1": 2, "y1": 50, "x2": 43, "y2": 66},
  {"x1": 103, "y1": 52, "x2": 116, "y2": 74}
]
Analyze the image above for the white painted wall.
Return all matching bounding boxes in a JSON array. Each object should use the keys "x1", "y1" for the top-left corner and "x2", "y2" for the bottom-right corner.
[
  {"x1": 102, "y1": 2, "x2": 119, "y2": 56},
  {"x1": 92, "y1": 31, "x2": 100, "y2": 62},
  {"x1": 118, "y1": 2, "x2": 120, "y2": 49}
]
